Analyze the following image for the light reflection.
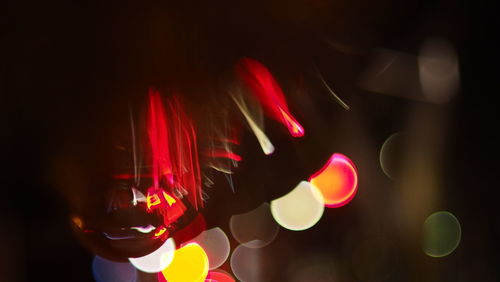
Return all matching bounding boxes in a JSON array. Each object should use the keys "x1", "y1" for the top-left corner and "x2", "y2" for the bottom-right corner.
[
  {"x1": 128, "y1": 237, "x2": 175, "y2": 273},
  {"x1": 236, "y1": 58, "x2": 304, "y2": 137},
  {"x1": 379, "y1": 133, "x2": 405, "y2": 180},
  {"x1": 419, "y1": 38, "x2": 460, "y2": 104},
  {"x1": 230, "y1": 244, "x2": 261, "y2": 282},
  {"x1": 182, "y1": 227, "x2": 231, "y2": 270},
  {"x1": 309, "y1": 153, "x2": 357, "y2": 208},
  {"x1": 422, "y1": 211, "x2": 461, "y2": 257},
  {"x1": 229, "y1": 202, "x2": 279, "y2": 248},
  {"x1": 270, "y1": 181, "x2": 324, "y2": 231},
  {"x1": 130, "y1": 225, "x2": 156, "y2": 234}
]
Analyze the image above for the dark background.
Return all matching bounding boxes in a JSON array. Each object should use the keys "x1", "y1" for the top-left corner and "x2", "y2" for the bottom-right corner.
[{"x1": 2, "y1": 0, "x2": 498, "y2": 281}]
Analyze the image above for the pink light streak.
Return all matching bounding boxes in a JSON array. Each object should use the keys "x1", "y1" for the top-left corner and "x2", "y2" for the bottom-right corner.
[
  {"x1": 236, "y1": 58, "x2": 305, "y2": 137},
  {"x1": 147, "y1": 89, "x2": 203, "y2": 210}
]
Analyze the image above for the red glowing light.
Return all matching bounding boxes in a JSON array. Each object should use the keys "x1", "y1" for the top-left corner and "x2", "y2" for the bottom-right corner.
[
  {"x1": 207, "y1": 150, "x2": 242, "y2": 162},
  {"x1": 112, "y1": 173, "x2": 152, "y2": 180},
  {"x1": 147, "y1": 89, "x2": 203, "y2": 210},
  {"x1": 205, "y1": 270, "x2": 235, "y2": 282},
  {"x1": 236, "y1": 58, "x2": 305, "y2": 137},
  {"x1": 309, "y1": 153, "x2": 358, "y2": 208},
  {"x1": 148, "y1": 89, "x2": 174, "y2": 187}
]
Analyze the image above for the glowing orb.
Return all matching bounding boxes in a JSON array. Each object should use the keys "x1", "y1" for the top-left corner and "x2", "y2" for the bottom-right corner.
[
  {"x1": 128, "y1": 238, "x2": 175, "y2": 273},
  {"x1": 160, "y1": 243, "x2": 209, "y2": 282},
  {"x1": 230, "y1": 203, "x2": 279, "y2": 248},
  {"x1": 270, "y1": 181, "x2": 324, "y2": 231},
  {"x1": 182, "y1": 227, "x2": 230, "y2": 270},
  {"x1": 230, "y1": 244, "x2": 261, "y2": 282},
  {"x1": 92, "y1": 256, "x2": 137, "y2": 282},
  {"x1": 422, "y1": 211, "x2": 461, "y2": 257},
  {"x1": 309, "y1": 153, "x2": 358, "y2": 208},
  {"x1": 206, "y1": 270, "x2": 236, "y2": 282}
]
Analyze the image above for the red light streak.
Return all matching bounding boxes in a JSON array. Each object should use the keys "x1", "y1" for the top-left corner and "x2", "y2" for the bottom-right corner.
[
  {"x1": 236, "y1": 58, "x2": 305, "y2": 137},
  {"x1": 112, "y1": 173, "x2": 152, "y2": 180},
  {"x1": 207, "y1": 150, "x2": 242, "y2": 162},
  {"x1": 146, "y1": 89, "x2": 202, "y2": 210},
  {"x1": 148, "y1": 89, "x2": 174, "y2": 188}
]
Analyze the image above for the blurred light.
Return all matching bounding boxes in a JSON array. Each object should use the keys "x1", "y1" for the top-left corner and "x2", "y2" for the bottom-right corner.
[
  {"x1": 182, "y1": 227, "x2": 231, "y2": 270},
  {"x1": 419, "y1": 38, "x2": 460, "y2": 104},
  {"x1": 236, "y1": 58, "x2": 304, "y2": 137},
  {"x1": 359, "y1": 49, "x2": 424, "y2": 102},
  {"x1": 360, "y1": 45, "x2": 459, "y2": 104},
  {"x1": 71, "y1": 215, "x2": 83, "y2": 229},
  {"x1": 131, "y1": 187, "x2": 146, "y2": 205},
  {"x1": 230, "y1": 203, "x2": 279, "y2": 248},
  {"x1": 379, "y1": 133, "x2": 405, "y2": 180},
  {"x1": 232, "y1": 93, "x2": 275, "y2": 155},
  {"x1": 309, "y1": 153, "x2": 358, "y2": 208},
  {"x1": 161, "y1": 243, "x2": 209, "y2": 282},
  {"x1": 270, "y1": 181, "x2": 324, "y2": 231},
  {"x1": 208, "y1": 150, "x2": 242, "y2": 162},
  {"x1": 92, "y1": 256, "x2": 137, "y2": 282},
  {"x1": 130, "y1": 225, "x2": 155, "y2": 234},
  {"x1": 230, "y1": 244, "x2": 261, "y2": 282},
  {"x1": 318, "y1": 72, "x2": 350, "y2": 110},
  {"x1": 148, "y1": 88, "x2": 175, "y2": 188},
  {"x1": 128, "y1": 237, "x2": 175, "y2": 273},
  {"x1": 205, "y1": 270, "x2": 236, "y2": 282},
  {"x1": 147, "y1": 89, "x2": 203, "y2": 209},
  {"x1": 422, "y1": 211, "x2": 461, "y2": 257}
]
